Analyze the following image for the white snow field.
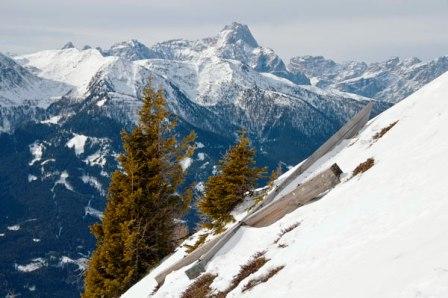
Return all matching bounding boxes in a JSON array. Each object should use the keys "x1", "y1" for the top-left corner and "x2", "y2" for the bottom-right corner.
[{"x1": 123, "y1": 71, "x2": 448, "y2": 298}]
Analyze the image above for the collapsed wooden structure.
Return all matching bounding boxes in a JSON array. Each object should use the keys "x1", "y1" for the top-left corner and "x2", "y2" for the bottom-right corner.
[{"x1": 154, "y1": 102, "x2": 374, "y2": 285}]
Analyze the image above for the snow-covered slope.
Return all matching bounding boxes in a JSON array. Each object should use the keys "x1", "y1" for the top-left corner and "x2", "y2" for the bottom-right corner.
[
  {"x1": 290, "y1": 55, "x2": 448, "y2": 103},
  {"x1": 0, "y1": 53, "x2": 71, "y2": 132},
  {"x1": 105, "y1": 39, "x2": 158, "y2": 61},
  {"x1": 16, "y1": 48, "x2": 114, "y2": 97},
  {"x1": 124, "y1": 71, "x2": 448, "y2": 297},
  {"x1": 0, "y1": 52, "x2": 69, "y2": 107}
]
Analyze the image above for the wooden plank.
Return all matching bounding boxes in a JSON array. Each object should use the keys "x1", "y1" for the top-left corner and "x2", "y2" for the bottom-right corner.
[
  {"x1": 154, "y1": 235, "x2": 221, "y2": 285},
  {"x1": 244, "y1": 164, "x2": 342, "y2": 227},
  {"x1": 258, "y1": 102, "x2": 372, "y2": 210}
]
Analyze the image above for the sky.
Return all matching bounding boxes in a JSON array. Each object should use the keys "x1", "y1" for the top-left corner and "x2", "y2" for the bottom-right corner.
[{"x1": 1, "y1": 0, "x2": 447, "y2": 62}]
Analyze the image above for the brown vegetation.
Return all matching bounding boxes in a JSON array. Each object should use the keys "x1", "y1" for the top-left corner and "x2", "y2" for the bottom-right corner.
[
  {"x1": 273, "y1": 222, "x2": 300, "y2": 244},
  {"x1": 181, "y1": 273, "x2": 217, "y2": 298},
  {"x1": 373, "y1": 121, "x2": 398, "y2": 140},
  {"x1": 184, "y1": 233, "x2": 208, "y2": 253},
  {"x1": 242, "y1": 266, "x2": 285, "y2": 292},
  {"x1": 214, "y1": 251, "x2": 268, "y2": 297},
  {"x1": 353, "y1": 158, "x2": 375, "y2": 176}
]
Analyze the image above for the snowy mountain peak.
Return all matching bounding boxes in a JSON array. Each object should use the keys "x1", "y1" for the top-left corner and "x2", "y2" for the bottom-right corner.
[
  {"x1": 218, "y1": 22, "x2": 259, "y2": 48},
  {"x1": 105, "y1": 39, "x2": 156, "y2": 61},
  {"x1": 61, "y1": 42, "x2": 75, "y2": 50}
]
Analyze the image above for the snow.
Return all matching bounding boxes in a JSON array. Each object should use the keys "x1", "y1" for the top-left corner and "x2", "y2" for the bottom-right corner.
[
  {"x1": 124, "y1": 71, "x2": 448, "y2": 298},
  {"x1": 195, "y1": 181, "x2": 205, "y2": 193},
  {"x1": 66, "y1": 134, "x2": 88, "y2": 155},
  {"x1": 0, "y1": 53, "x2": 69, "y2": 109},
  {"x1": 15, "y1": 258, "x2": 46, "y2": 273},
  {"x1": 29, "y1": 142, "x2": 44, "y2": 165},
  {"x1": 53, "y1": 171, "x2": 73, "y2": 191},
  {"x1": 28, "y1": 174, "x2": 38, "y2": 182},
  {"x1": 16, "y1": 48, "x2": 112, "y2": 97},
  {"x1": 84, "y1": 151, "x2": 107, "y2": 167},
  {"x1": 32, "y1": 238, "x2": 40, "y2": 242},
  {"x1": 180, "y1": 157, "x2": 193, "y2": 171},
  {"x1": 41, "y1": 115, "x2": 62, "y2": 124},
  {"x1": 85, "y1": 201, "x2": 104, "y2": 219},
  {"x1": 59, "y1": 256, "x2": 88, "y2": 271},
  {"x1": 96, "y1": 98, "x2": 107, "y2": 107},
  {"x1": 7, "y1": 225, "x2": 20, "y2": 231},
  {"x1": 81, "y1": 174, "x2": 105, "y2": 195},
  {"x1": 196, "y1": 142, "x2": 205, "y2": 148}
]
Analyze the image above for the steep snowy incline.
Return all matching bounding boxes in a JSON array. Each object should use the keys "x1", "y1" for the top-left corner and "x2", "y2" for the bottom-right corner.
[
  {"x1": 15, "y1": 48, "x2": 115, "y2": 97},
  {"x1": 124, "y1": 71, "x2": 448, "y2": 297}
]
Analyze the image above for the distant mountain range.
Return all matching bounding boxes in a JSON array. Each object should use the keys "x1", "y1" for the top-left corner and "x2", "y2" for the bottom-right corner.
[
  {"x1": 289, "y1": 54, "x2": 448, "y2": 103},
  {"x1": 0, "y1": 22, "x2": 446, "y2": 297}
]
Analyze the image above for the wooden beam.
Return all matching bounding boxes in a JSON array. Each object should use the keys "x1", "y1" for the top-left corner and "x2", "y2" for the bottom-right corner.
[
  {"x1": 244, "y1": 163, "x2": 342, "y2": 227},
  {"x1": 258, "y1": 102, "x2": 372, "y2": 210},
  {"x1": 154, "y1": 235, "x2": 221, "y2": 285}
]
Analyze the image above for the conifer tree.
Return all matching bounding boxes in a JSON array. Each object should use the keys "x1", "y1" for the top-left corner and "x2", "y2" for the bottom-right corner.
[
  {"x1": 198, "y1": 131, "x2": 265, "y2": 230},
  {"x1": 268, "y1": 162, "x2": 283, "y2": 187},
  {"x1": 83, "y1": 84, "x2": 196, "y2": 297}
]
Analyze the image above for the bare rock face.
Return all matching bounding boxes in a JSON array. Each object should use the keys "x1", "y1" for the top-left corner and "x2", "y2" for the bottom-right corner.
[{"x1": 61, "y1": 41, "x2": 75, "y2": 50}]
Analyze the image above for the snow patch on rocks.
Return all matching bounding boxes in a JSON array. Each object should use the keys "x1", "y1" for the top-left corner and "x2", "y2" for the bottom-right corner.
[
  {"x1": 66, "y1": 134, "x2": 88, "y2": 155},
  {"x1": 29, "y1": 142, "x2": 44, "y2": 165},
  {"x1": 15, "y1": 258, "x2": 46, "y2": 273}
]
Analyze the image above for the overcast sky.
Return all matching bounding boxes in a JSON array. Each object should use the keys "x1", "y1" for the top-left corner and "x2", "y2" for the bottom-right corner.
[{"x1": 1, "y1": 0, "x2": 447, "y2": 62}]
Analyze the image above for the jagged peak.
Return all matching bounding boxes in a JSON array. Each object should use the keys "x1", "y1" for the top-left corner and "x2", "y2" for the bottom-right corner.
[
  {"x1": 62, "y1": 41, "x2": 75, "y2": 50},
  {"x1": 82, "y1": 45, "x2": 92, "y2": 50},
  {"x1": 105, "y1": 39, "x2": 155, "y2": 61},
  {"x1": 109, "y1": 39, "x2": 147, "y2": 49},
  {"x1": 218, "y1": 22, "x2": 258, "y2": 48}
]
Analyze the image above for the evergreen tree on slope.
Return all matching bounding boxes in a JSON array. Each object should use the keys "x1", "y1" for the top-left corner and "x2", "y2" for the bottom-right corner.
[
  {"x1": 198, "y1": 131, "x2": 265, "y2": 231},
  {"x1": 83, "y1": 85, "x2": 196, "y2": 297}
]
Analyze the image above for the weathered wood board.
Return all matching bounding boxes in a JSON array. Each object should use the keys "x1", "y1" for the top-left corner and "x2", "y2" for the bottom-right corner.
[
  {"x1": 244, "y1": 164, "x2": 342, "y2": 227},
  {"x1": 258, "y1": 102, "x2": 373, "y2": 210}
]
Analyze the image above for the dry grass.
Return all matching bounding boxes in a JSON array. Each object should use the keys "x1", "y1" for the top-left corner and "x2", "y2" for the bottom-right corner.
[
  {"x1": 181, "y1": 273, "x2": 217, "y2": 298},
  {"x1": 273, "y1": 222, "x2": 300, "y2": 244},
  {"x1": 353, "y1": 158, "x2": 375, "y2": 176},
  {"x1": 373, "y1": 121, "x2": 398, "y2": 140},
  {"x1": 277, "y1": 243, "x2": 288, "y2": 248},
  {"x1": 214, "y1": 251, "x2": 269, "y2": 297},
  {"x1": 242, "y1": 266, "x2": 285, "y2": 292},
  {"x1": 151, "y1": 283, "x2": 162, "y2": 295},
  {"x1": 184, "y1": 233, "x2": 208, "y2": 253}
]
